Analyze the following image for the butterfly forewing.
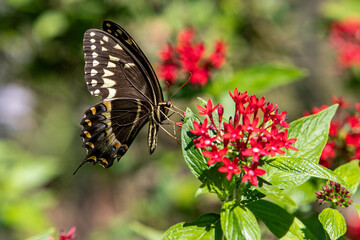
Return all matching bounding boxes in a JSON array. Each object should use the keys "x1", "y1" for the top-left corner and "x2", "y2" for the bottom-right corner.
[
  {"x1": 83, "y1": 29, "x2": 155, "y2": 102},
  {"x1": 102, "y1": 21, "x2": 164, "y2": 103}
]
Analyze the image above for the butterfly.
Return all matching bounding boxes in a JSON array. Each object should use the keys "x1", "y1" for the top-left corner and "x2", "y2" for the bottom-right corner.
[{"x1": 76, "y1": 21, "x2": 174, "y2": 172}]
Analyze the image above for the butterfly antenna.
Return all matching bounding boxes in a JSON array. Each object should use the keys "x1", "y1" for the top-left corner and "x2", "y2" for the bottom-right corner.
[
  {"x1": 170, "y1": 72, "x2": 192, "y2": 100},
  {"x1": 166, "y1": 80, "x2": 171, "y2": 100}
]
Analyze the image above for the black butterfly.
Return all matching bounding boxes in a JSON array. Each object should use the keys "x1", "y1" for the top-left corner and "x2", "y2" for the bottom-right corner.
[{"x1": 76, "y1": 21, "x2": 173, "y2": 172}]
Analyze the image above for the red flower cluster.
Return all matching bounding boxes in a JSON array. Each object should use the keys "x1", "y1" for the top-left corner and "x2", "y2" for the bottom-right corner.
[
  {"x1": 305, "y1": 96, "x2": 360, "y2": 169},
  {"x1": 330, "y1": 19, "x2": 360, "y2": 68},
  {"x1": 190, "y1": 89, "x2": 298, "y2": 186},
  {"x1": 48, "y1": 227, "x2": 76, "y2": 240},
  {"x1": 157, "y1": 28, "x2": 226, "y2": 86}
]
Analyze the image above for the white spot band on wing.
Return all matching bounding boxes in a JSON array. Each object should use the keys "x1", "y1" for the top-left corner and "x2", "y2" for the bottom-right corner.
[
  {"x1": 102, "y1": 78, "x2": 116, "y2": 88},
  {"x1": 106, "y1": 61, "x2": 116, "y2": 68},
  {"x1": 106, "y1": 88, "x2": 116, "y2": 99},
  {"x1": 91, "y1": 69, "x2": 98, "y2": 76},
  {"x1": 124, "y1": 63, "x2": 136, "y2": 68},
  {"x1": 103, "y1": 69, "x2": 114, "y2": 77},
  {"x1": 114, "y1": 44, "x2": 123, "y2": 50},
  {"x1": 109, "y1": 55, "x2": 120, "y2": 62}
]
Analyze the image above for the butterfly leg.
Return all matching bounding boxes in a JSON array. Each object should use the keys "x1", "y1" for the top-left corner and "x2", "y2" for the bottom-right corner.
[{"x1": 158, "y1": 123, "x2": 180, "y2": 145}]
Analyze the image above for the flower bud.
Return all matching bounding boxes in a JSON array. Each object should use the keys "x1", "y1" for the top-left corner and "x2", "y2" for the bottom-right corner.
[{"x1": 218, "y1": 104, "x2": 224, "y2": 123}]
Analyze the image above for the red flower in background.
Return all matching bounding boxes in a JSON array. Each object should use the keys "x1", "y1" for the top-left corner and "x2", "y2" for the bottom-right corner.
[
  {"x1": 209, "y1": 41, "x2": 227, "y2": 68},
  {"x1": 330, "y1": 19, "x2": 360, "y2": 68},
  {"x1": 346, "y1": 210, "x2": 360, "y2": 239},
  {"x1": 48, "y1": 227, "x2": 76, "y2": 240},
  {"x1": 157, "y1": 28, "x2": 226, "y2": 86},
  {"x1": 306, "y1": 96, "x2": 360, "y2": 169},
  {"x1": 191, "y1": 89, "x2": 298, "y2": 184},
  {"x1": 158, "y1": 63, "x2": 178, "y2": 85}
]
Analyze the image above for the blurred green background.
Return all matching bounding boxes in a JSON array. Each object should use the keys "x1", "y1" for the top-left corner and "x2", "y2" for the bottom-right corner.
[{"x1": 1, "y1": 0, "x2": 360, "y2": 239}]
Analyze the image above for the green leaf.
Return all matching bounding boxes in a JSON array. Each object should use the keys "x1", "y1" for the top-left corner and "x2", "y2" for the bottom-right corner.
[
  {"x1": 181, "y1": 107, "x2": 209, "y2": 179},
  {"x1": 209, "y1": 64, "x2": 306, "y2": 96},
  {"x1": 162, "y1": 213, "x2": 222, "y2": 240},
  {"x1": 26, "y1": 228, "x2": 55, "y2": 240},
  {"x1": 256, "y1": 184, "x2": 297, "y2": 209},
  {"x1": 195, "y1": 184, "x2": 214, "y2": 197},
  {"x1": 33, "y1": 10, "x2": 69, "y2": 40},
  {"x1": 263, "y1": 166, "x2": 310, "y2": 189},
  {"x1": 286, "y1": 105, "x2": 338, "y2": 161},
  {"x1": 130, "y1": 221, "x2": 163, "y2": 240},
  {"x1": 247, "y1": 200, "x2": 316, "y2": 240},
  {"x1": 269, "y1": 156, "x2": 347, "y2": 187},
  {"x1": 318, "y1": 208, "x2": 346, "y2": 240},
  {"x1": 321, "y1": 0, "x2": 360, "y2": 20},
  {"x1": 181, "y1": 107, "x2": 231, "y2": 199},
  {"x1": 264, "y1": 105, "x2": 338, "y2": 189},
  {"x1": 355, "y1": 203, "x2": 360, "y2": 218},
  {"x1": 334, "y1": 160, "x2": 360, "y2": 194},
  {"x1": 197, "y1": 97, "x2": 207, "y2": 106},
  {"x1": 221, "y1": 201, "x2": 260, "y2": 240}
]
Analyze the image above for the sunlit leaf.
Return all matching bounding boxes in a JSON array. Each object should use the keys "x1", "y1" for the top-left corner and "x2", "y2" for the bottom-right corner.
[
  {"x1": 162, "y1": 213, "x2": 222, "y2": 240},
  {"x1": 318, "y1": 208, "x2": 346, "y2": 240},
  {"x1": 264, "y1": 105, "x2": 338, "y2": 189},
  {"x1": 355, "y1": 203, "x2": 360, "y2": 218},
  {"x1": 209, "y1": 64, "x2": 306, "y2": 96},
  {"x1": 268, "y1": 156, "x2": 348, "y2": 188},
  {"x1": 221, "y1": 201, "x2": 260, "y2": 240},
  {"x1": 334, "y1": 160, "x2": 360, "y2": 194},
  {"x1": 256, "y1": 184, "x2": 297, "y2": 209}
]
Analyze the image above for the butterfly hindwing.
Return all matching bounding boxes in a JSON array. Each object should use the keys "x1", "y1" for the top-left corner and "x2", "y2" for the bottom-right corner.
[
  {"x1": 80, "y1": 99, "x2": 153, "y2": 168},
  {"x1": 148, "y1": 120, "x2": 159, "y2": 154}
]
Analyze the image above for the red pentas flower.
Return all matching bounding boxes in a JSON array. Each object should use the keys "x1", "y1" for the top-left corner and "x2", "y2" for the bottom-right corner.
[
  {"x1": 191, "y1": 89, "x2": 298, "y2": 185},
  {"x1": 305, "y1": 96, "x2": 360, "y2": 169},
  {"x1": 330, "y1": 18, "x2": 360, "y2": 68},
  {"x1": 48, "y1": 227, "x2": 76, "y2": 240},
  {"x1": 218, "y1": 157, "x2": 241, "y2": 181},
  {"x1": 203, "y1": 145, "x2": 228, "y2": 165},
  {"x1": 242, "y1": 163, "x2": 266, "y2": 186},
  {"x1": 197, "y1": 99, "x2": 218, "y2": 117},
  {"x1": 157, "y1": 28, "x2": 226, "y2": 87}
]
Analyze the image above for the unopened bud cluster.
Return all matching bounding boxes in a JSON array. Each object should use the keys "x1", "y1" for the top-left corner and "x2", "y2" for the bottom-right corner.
[{"x1": 315, "y1": 181, "x2": 353, "y2": 208}]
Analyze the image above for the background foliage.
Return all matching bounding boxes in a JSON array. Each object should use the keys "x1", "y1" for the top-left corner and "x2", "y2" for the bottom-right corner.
[{"x1": 1, "y1": 0, "x2": 360, "y2": 239}]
